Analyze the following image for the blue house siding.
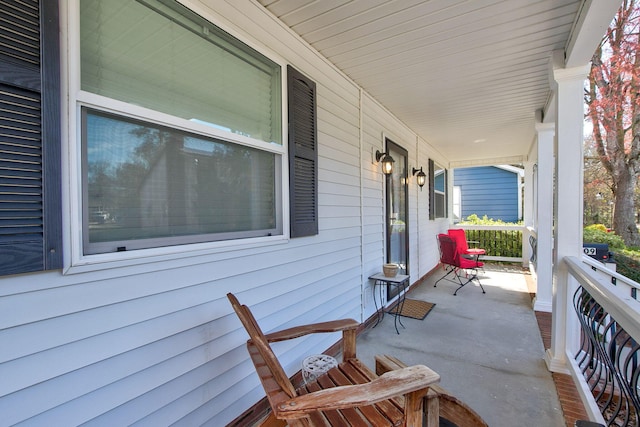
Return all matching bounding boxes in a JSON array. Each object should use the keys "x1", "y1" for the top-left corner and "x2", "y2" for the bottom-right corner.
[{"x1": 454, "y1": 166, "x2": 521, "y2": 222}]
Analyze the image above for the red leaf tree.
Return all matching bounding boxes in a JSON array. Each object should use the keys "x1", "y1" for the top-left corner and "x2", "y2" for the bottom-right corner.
[{"x1": 586, "y1": 0, "x2": 640, "y2": 246}]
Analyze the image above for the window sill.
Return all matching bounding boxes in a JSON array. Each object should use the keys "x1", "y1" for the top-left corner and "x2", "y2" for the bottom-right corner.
[{"x1": 64, "y1": 234, "x2": 289, "y2": 276}]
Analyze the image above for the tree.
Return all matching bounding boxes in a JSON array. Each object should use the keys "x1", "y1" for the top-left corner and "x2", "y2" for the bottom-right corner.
[{"x1": 586, "y1": 0, "x2": 640, "y2": 247}]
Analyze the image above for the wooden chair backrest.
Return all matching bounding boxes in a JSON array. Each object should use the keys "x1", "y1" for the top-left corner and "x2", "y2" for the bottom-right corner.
[{"x1": 227, "y1": 293, "x2": 297, "y2": 398}]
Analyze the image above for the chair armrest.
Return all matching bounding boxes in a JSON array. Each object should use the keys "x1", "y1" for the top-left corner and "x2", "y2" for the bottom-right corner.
[
  {"x1": 264, "y1": 319, "x2": 359, "y2": 343},
  {"x1": 273, "y1": 365, "x2": 440, "y2": 419}
]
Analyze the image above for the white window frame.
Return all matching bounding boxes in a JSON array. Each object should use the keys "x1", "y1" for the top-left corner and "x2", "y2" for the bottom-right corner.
[
  {"x1": 63, "y1": 0, "x2": 290, "y2": 273},
  {"x1": 434, "y1": 165, "x2": 447, "y2": 219}
]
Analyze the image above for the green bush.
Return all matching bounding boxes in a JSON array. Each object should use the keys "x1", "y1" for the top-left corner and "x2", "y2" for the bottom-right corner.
[
  {"x1": 585, "y1": 223, "x2": 608, "y2": 233},
  {"x1": 464, "y1": 228, "x2": 522, "y2": 257},
  {"x1": 614, "y1": 251, "x2": 640, "y2": 283},
  {"x1": 583, "y1": 227, "x2": 625, "y2": 249},
  {"x1": 582, "y1": 225, "x2": 640, "y2": 283},
  {"x1": 456, "y1": 214, "x2": 523, "y2": 257},
  {"x1": 459, "y1": 214, "x2": 522, "y2": 226}
]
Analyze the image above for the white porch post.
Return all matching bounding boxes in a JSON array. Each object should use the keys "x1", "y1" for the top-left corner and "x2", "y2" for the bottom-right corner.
[
  {"x1": 546, "y1": 59, "x2": 590, "y2": 373},
  {"x1": 533, "y1": 121, "x2": 555, "y2": 313}
]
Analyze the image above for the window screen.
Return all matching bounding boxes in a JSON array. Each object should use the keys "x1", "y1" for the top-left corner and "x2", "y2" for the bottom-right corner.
[{"x1": 83, "y1": 109, "x2": 279, "y2": 254}]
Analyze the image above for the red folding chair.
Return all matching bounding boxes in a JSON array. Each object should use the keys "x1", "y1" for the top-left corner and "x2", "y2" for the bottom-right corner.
[
  {"x1": 448, "y1": 228, "x2": 486, "y2": 258},
  {"x1": 435, "y1": 233, "x2": 486, "y2": 295}
]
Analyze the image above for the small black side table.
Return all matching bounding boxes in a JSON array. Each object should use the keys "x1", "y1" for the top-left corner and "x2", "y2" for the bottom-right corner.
[{"x1": 369, "y1": 272, "x2": 410, "y2": 334}]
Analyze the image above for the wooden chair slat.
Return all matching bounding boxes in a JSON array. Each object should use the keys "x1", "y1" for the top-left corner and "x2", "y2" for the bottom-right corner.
[
  {"x1": 339, "y1": 360, "x2": 405, "y2": 423},
  {"x1": 314, "y1": 371, "x2": 373, "y2": 427},
  {"x1": 324, "y1": 362, "x2": 402, "y2": 426},
  {"x1": 347, "y1": 358, "x2": 406, "y2": 409},
  {"x1": 304, "y1": 379, "x2": 345, "y2": 426}
]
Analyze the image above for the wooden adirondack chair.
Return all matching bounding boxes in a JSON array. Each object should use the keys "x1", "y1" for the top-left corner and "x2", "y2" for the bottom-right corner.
[{"x1": 227, "y1": 293, "x2": 441, "y2": 426}]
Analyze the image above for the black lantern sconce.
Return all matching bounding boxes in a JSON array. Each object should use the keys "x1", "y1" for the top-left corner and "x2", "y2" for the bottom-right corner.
[
  {"x1": 375, "y1": 150, "x2": 395, "y2": 175},
  {"x1": 412, "y1": 167, "x2": 426, "y2": 190}
]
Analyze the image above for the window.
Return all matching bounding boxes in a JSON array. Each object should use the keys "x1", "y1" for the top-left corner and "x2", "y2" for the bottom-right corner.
[
  {"x1": 80, "y1": 0, "x2": 281, "y2": 145},
  {"x1": 429, "y1": 159, "x2": 448, "y2": 219},
  {"x1": 78, "y1": 0, "x2": 284, "y2": 255},
  {"x1": 82, "y1": 109, "x2": 279, "y2": 254}
]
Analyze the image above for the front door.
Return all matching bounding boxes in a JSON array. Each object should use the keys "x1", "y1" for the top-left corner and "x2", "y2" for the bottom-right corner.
[{"x1": 385, "y1": 138, "x2": 408, "y2": 299}]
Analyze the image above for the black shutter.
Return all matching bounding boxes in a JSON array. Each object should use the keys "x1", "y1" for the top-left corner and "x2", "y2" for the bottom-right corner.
[
  {"x1": 428, "y1": 159, "x2": 435, "y2": 220},
  {"x1": 287, "y1": 65, "x2": 318, "y2": 237},
  {"x1": 0, "y1": 0, "x2": 61, "y2": 276}
]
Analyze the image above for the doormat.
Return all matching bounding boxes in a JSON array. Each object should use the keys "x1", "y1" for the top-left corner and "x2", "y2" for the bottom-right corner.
[{"x1": 389, "y1": 299, "x2": 435, "y2": 320}]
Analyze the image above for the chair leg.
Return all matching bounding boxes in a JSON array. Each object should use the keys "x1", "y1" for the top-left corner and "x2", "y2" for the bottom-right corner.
[
  {"x1": 434, "y1": 264, "x2": 457, "y2": 288},
  {"x1": 452, "y1": 268, "x2": 485, "y2": 295}
]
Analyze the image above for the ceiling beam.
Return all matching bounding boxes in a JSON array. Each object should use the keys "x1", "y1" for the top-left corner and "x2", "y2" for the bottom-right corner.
[{"x1": 564, "y1": 0, "x2": 622, "y2": 67}]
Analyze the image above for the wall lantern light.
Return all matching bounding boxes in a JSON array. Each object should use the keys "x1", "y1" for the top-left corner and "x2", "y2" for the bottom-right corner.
[
  {"x1": 375, "y1": 150, "x2": 394, "y2": 175},
  {"x1": 412, "y1": 167, "x2": 426, "y2": 190}
]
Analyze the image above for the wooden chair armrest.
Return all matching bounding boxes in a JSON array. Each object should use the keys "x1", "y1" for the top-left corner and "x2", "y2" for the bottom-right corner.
[
  {"x1": 264, "y1": 319, "x2": 359, "y2": 343},
  {"x1": 376, "y1": 355, "x2": 488, "y2": 427},
  {"x1": 273, "y1": 365, "x2": 440, "y2": 419}
]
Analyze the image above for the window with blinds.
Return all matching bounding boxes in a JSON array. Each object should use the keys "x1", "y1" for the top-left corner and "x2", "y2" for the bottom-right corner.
[
  {"x1": 80, "y1": 0, "x2": 281, "y2": 144},
  {"x1": 78, "y1": 0, "x2": 284, "y2": 254}
]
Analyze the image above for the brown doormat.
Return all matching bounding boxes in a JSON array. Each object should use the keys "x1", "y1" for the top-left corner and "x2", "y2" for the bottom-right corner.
[{"x1": 389, "y1": 298, "x2": 435, "y2": 320}]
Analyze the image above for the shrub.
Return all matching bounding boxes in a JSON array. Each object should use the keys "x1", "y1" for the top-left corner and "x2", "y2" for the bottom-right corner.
[
  {"x1": 614, "y1": 250, "x2": 640, "y2": 283},
  {"x1": 585, "y1": 223, "x2": 608, "y2": 233},
  {"x1": 457, "y1": 215, "x2": 523, "y2": 257},
  {"x1": 459, "y1": 214, "x2": 522, "y2": 226},
  {"x1": 582, "y1": 225, "x2": 640, "y2": 283},
  {"x1": 583, "y1": 227, "x2": 625, "y2": 249}
]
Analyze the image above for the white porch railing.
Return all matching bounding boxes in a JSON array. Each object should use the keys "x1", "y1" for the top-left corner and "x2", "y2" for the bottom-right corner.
[
  {"x1": 565, "y1": 255, "x2": 640, "y2": 426},
  {"x1": 454, "y1": 224, "x2": 531, "y2": 265},
  {"x1": 581, "y1": 256, "x2": 640, "y2": 302}
]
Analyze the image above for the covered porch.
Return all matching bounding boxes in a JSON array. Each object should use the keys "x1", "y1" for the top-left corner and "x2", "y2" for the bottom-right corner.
[{"x1": 3, "y1": 1, "x2": 638, "y2": 426}]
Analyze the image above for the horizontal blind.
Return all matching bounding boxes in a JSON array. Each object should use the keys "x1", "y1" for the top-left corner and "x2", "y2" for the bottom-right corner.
[{"x1": 80, "y1": 0, "x2": 281, "y2": 144}]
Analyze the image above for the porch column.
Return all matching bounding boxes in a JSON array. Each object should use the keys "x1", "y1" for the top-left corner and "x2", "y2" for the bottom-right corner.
[
  {"x1": 546, "y1": 60, "x2": 590, "y2": 373},
  {"x1": 533, "y1": 121, "x2": 555, "y2": 313}
]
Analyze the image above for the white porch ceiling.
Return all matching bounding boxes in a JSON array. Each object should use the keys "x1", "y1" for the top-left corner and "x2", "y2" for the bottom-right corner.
[{"x1": 257, "y1": 0, "x2": 614, "y2": 167}]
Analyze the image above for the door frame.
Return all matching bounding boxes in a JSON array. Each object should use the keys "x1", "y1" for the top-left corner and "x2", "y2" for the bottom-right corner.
[{"x1": 384, "y1": 137, "x2": 409, "y2": 277}]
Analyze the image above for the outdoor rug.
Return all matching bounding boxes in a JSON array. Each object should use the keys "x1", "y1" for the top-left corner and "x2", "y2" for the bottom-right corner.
[{"x1": 389, "y1": 298, "x2": 435, "y2": 320}]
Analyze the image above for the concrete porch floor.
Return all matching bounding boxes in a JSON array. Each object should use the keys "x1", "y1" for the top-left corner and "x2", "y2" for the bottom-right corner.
[{"x1": 355, "y1": 264, "x2": 571, "y2": 427}]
